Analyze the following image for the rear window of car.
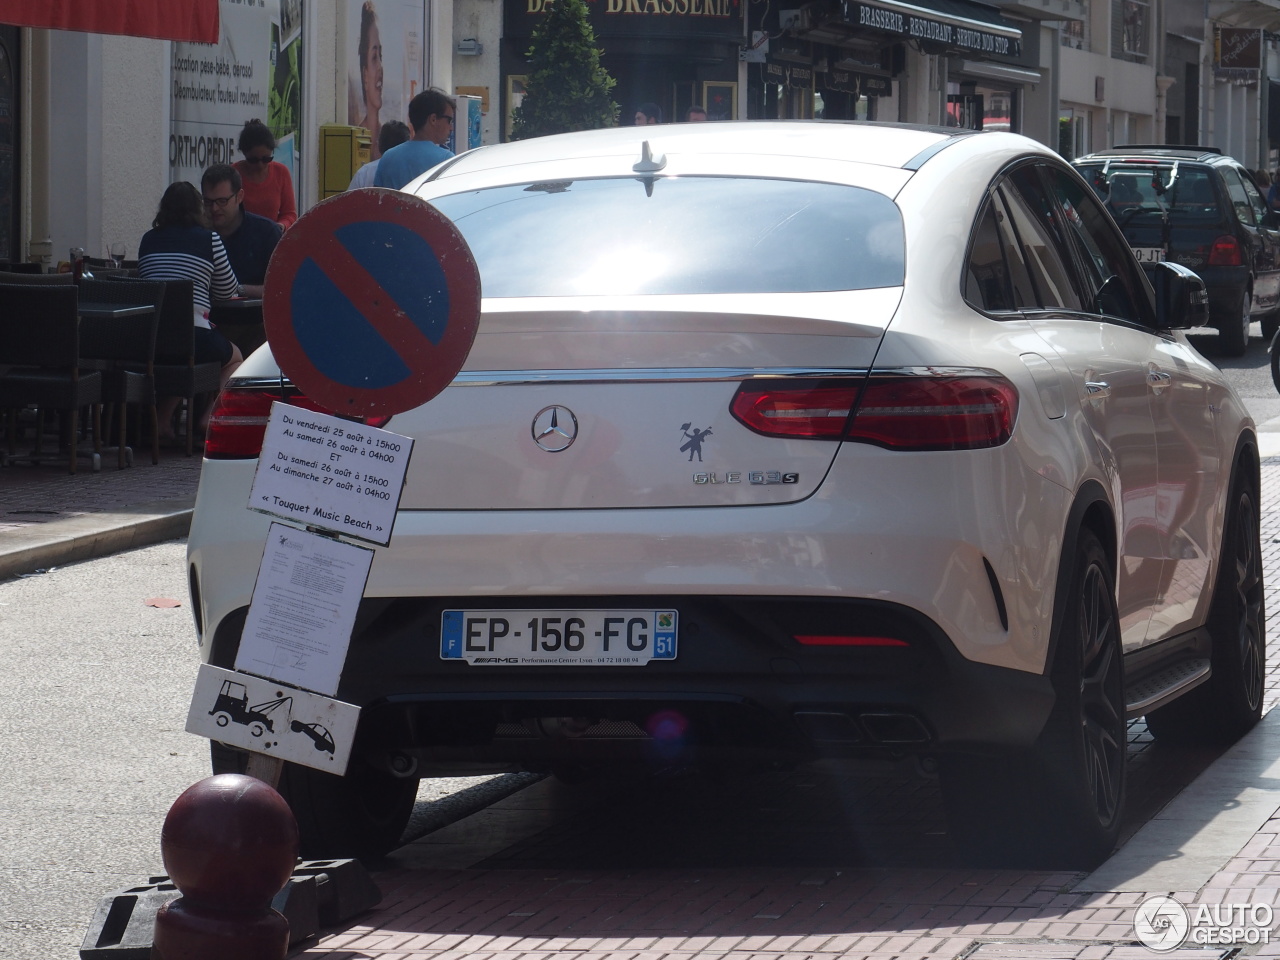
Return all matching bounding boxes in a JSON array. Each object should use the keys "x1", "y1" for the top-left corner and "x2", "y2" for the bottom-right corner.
[
  {"x1": 428, "y1": 176, "x2": 905, "y2": 297},
  {"x1": 1075, "y1": 162, "x2": 1224, "y2": 227}
]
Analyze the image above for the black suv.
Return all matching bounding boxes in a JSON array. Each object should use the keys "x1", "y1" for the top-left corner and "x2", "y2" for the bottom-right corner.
[{"x1": 1074, "y1": 146, "x2": 1280, "y2": 355}]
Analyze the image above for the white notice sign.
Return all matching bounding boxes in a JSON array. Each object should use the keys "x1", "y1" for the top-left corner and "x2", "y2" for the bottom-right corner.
[
  {"x1": 235, "y1": 523, "x2": 373, "y2": 696},
  {"x1": 187, "y1": 664, "x2": 360, "y2": 774},
  {"x1": 249, "y1": 403, "x2": 412, "y2": 546}
]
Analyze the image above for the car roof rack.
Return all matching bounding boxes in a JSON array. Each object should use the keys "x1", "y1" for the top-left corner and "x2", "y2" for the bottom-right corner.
[{"x1": 1083, "y1": 145, "x2": 1223, "y2": 161}]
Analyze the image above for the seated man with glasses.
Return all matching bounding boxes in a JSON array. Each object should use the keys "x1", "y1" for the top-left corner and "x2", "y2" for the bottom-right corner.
[
  {"x1": 374, "y1": 89, "x2": 457, "y2": 190},
  {"x1": 201, "y1": 163, "x2": 282, "y2": 298}
]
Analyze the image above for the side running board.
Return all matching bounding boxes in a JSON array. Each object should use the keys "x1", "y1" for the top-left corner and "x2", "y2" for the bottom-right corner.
[{"x1": 1125, "y1": 658, "x2": 1211, "y2": 719}]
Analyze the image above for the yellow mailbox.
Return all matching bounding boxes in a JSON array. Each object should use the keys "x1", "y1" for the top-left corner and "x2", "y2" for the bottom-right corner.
[{"x1": 319, "y1": 124, "x2": 371, "y2": 199}]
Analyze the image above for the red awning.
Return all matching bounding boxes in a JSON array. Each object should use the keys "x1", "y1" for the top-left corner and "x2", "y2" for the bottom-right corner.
[{"x1": 0, "y1": 0, "x2": 219, "y2": 43}]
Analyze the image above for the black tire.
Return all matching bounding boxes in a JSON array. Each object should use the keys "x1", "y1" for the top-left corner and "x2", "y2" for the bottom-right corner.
[
  {"x1": 1262, "y1": 311, "x2": 1280, "y2": 341},
  {"x1": 209, "y1": 741, "x2": 418, "y2": 861},
  {"x1": 1217, "y1": 287, "x2": 1251, "y2": 357},
  {"x1": 1145, "y1": 471, "x2": 1265, "y2": 744},
  {"x1": 1271, "y1": 330, "x2": 1280, "y2": 395},
  {"x1": 943, "y1": 529, "x2": 1126, "y2": 869}
]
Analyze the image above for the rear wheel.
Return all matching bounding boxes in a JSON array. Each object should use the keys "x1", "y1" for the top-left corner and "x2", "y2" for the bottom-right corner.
[
  {"x1": 1218, "y1": 287, "x2": 1251, "y2": 357},
  {"x1": 1145, "y1": 470, "x2": 1265, "y2": 744},
  {"x1": 1261, "y1": 310, "x2": 1280, "y2": 341},
  {"x1": 1270, "y1": 329, "x2": 1280, "y2": 395},
  {"x1": 943, "y1": 529, "x2": 1126, "y2": 869},
  {"x1": 210, "y1": 742, "x2": 418, "y2": 861}
]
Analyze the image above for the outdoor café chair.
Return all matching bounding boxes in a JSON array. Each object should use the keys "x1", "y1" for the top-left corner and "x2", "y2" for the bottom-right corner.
[
  {"x1": 0, "y1": 283, "x2": 103, "y2": 473},
  {"x1": 143, "y1": 279, "x2": 221, "y2": 456}
]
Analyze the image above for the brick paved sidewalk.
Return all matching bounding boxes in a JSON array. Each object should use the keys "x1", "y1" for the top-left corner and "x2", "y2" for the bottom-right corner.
[
  {"x1": 0, "y1": 448, "x2": 202, "y2": 579},
  {"x1": 293, "y1": 459, "x2": 1280, "y2": 960}
]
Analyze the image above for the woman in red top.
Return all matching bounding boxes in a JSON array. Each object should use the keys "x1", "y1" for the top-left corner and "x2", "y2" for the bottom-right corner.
[{"x1": 233, "y1": 119, "x2": 298, "y2": 230}]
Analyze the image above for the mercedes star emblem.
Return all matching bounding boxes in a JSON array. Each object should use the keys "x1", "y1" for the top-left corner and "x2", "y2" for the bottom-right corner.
[{"x1": 531, "y1": 405, "x2": 578, "y2": 452}]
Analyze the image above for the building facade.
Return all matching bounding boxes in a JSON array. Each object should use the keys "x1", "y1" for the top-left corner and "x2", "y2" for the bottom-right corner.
[{"x1": 9, "y1": 0, "x2": 1280, "y2": 271}]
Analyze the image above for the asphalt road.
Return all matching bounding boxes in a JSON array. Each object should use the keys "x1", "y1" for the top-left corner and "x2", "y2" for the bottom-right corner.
[
  {"x1": 1195, "y1": 324, "x2": 1280, "y2": 428},
  {"x1": 0, "y1": 542, "x2": 531, "y2": 960}
]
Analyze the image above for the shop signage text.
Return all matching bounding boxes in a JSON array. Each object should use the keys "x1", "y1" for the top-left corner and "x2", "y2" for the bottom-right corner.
[
  {"x1": 527, "y1": 0, "x2": 731, "y2": 14},
  {"x1": 844, "y1": 0, "x2": 1019, "y2": 57}
]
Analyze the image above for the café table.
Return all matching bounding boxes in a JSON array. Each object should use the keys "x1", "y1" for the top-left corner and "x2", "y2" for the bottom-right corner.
[
  {"x1": 78, "y1": 301, "x2": 158, "y2": 467},
  {"x1": 210, "y1": 297, "x2": 266, "y2": 357},
  {"x1": 78, "y1": 302, "x2": 155, "y2": 320}
]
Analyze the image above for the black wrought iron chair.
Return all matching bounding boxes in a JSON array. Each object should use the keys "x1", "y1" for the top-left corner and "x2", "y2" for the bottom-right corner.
[
  {"x1": 0, "y1": 283, "x2": 103, "y2": 473},
  {"x1": 77, "y1": 279, "x2": 165, "y2": 467}
]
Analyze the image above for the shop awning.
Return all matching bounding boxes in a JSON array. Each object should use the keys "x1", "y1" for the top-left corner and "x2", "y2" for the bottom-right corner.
[{"x1": 0, "y1": 0, "x2": 219, "y2": 43}]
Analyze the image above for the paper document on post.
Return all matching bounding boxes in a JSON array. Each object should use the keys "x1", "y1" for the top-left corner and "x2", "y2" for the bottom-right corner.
[{"x1": 234, "y1": 523, "x2": 373, "y2": 695}]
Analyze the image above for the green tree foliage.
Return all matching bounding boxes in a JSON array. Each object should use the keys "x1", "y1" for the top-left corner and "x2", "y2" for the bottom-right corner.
[{"x1": 511, "y1": 0, "x2": 618, "y2": 139}]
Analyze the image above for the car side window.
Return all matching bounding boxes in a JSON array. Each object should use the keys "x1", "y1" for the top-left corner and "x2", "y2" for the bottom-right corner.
[
  {"x1": 1232, "y1": 168, "x2": 1268, "y2": 225},
  {"x1": 998, "y1": 166, "x2": 1086, "y2": 311},
  {"x1": 1224, "y1": 168, "x2": 1258, "y2": 226},
  {"x1": 964, "y1": 193, "x2": 1037, "y2": 313},
  {"x1": 1036, "y1": 163, "x2": 1154, "y2": 325}
]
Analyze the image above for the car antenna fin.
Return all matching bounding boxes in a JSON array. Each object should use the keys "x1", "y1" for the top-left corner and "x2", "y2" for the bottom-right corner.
[{"x1": 633, "y1": 141, "x2": 667, "y2": 174}]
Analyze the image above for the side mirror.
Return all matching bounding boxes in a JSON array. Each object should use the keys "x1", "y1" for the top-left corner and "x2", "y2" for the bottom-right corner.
[{"x1": 1151, "y1": 260, "x2": 1208, "y2": 330}]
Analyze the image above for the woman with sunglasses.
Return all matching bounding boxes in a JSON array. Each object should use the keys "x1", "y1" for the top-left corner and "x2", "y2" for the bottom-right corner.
[{"x1": 233, "y1": 118, "x2": 298, "y2": 230}]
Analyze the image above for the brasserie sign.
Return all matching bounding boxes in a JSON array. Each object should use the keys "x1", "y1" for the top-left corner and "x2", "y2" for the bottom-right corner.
[
  {"x1": 506, "y1": 0, "x2": 741, "y2": 40},
  {"x1": 842, "y1": 0, "x2": 1020, "y2": 57}
]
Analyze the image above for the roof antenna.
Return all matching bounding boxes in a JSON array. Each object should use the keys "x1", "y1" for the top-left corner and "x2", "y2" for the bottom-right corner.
[{"x1": 633, "y1": 141, "x2": 666, "y2": 173}]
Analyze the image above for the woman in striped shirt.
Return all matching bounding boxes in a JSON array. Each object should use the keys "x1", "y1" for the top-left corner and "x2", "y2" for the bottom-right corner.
[{"x1": 138, "y1": 180, "x2": 244, "y2": 440}]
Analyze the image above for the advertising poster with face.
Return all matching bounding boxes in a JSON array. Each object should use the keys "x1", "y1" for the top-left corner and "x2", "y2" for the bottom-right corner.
[
  {"x1": 347, "y1": 0, "x2": 428, "y2": 160},
  {"x1": 170, "y1": 0, "x2": 305, "y2": 194}
]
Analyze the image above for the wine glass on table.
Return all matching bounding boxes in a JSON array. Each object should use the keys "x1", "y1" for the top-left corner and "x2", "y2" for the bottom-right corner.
[{"x1": 108, "y1": 242, "x2": 127, "y2": 269}]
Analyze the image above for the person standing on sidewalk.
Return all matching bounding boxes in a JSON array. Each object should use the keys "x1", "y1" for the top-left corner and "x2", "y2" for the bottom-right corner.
[
  {"x1": 373, "y1": 90, "x2": 455, "y2": 190},
  {"x1": 348, "y1": 121, "x2": 411, "y2": 190},
  {"x1": 233, "y1": 119, "x2": 298, "y2": 230}
]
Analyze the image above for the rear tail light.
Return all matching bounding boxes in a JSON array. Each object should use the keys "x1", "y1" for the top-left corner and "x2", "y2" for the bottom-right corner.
[
  {"x1": 1206, "y1": 235, "x2": 1243, "y2": 266},
  {"x1": 204, "y1": 386, "x2": 391, "y2": 459},
  {"x1": 731, "y1": 375, "x2": 1018, "y2": 450},
  {"x1": 729, "y1": 382, "x2": 861, "y2": 440}
]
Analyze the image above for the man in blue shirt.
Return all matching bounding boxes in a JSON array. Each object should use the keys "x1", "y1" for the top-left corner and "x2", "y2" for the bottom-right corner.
[
  {"x1": 200, "y1": 163, "x2": 281, "y2": 297},
  {"x1": 374, "y1": 90, "x2": 455, "y2": 189}
]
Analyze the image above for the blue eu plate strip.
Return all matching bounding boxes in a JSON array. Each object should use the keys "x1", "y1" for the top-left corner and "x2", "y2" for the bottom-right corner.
[{"x1": 441, "y1": 611, "x2": 463, "y2": 659}]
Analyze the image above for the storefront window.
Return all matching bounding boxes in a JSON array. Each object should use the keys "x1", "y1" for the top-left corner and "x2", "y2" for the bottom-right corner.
[
  {"x1": 1058, "y1": 108, "x2": 1090, "y2": 159},
  {"x1": 946, "y1": 84, "x2": 1015, "y2": 132}
]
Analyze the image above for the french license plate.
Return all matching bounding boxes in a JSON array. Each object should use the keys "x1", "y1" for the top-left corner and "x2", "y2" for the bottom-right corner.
[
  {"x1": 1131, "y1": 247, "x2": 1165, "y2": 263},
  {"x1": 441, "y1": 609, "x2": 678, "y2": 665}
]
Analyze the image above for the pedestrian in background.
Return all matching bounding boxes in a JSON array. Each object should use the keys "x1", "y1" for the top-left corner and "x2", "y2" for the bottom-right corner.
[
  {"x1": 349, "y1": 120, "x2": 412, "y2": 190},
  {"x1": 137, "y1": 181, "x2": 243, "y2": 440},
  {"x1": 635, "y1": 102, "x2": 662, "y2": 125},
  {"x1": 373, "y1": 90, "x2": 455, "y2": 189},
  {"x1": 201, "y1": 163, "x2": 280, "y2": 297},
  {"x1": 234, "y1": 119, "x2": 298, "y2": 230},
  {"x1": 686, "y1": 105, "x2": 708, "y2": 122}
]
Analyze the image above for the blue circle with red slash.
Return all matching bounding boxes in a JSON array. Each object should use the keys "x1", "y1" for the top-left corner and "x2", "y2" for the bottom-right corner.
[{"x1": 263, "y1": 189, "x2": 480, "y2": 418}]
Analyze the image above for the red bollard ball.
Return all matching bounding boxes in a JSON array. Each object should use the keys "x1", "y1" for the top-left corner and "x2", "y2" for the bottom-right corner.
[{"x1": 152, "y1": 773, "x2": 299, "y2": 960}]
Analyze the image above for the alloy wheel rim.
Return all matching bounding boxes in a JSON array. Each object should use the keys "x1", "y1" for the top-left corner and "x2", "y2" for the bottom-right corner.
[
  {"x1": 1234, "y1": 494, "x2": 1265, "y2": 711},
  {"x1": 1079, "y1": 562, "x2": 1123, "y2": 824}
]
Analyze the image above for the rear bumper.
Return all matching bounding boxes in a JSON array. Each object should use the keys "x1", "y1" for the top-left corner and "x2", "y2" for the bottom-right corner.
[{"x1": 204, "y1": 593, "x2": 1056, "y2": 775}]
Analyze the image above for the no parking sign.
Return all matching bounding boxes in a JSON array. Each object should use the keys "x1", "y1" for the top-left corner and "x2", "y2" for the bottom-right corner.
[{"x1": 263, "y1": 188, "x2": 481, "y2": 419}]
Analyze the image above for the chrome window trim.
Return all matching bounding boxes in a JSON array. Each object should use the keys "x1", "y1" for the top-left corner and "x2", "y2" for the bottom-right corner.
[{"x1": 231, "y1": 366, "x2": 1003, "y2": 392}]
